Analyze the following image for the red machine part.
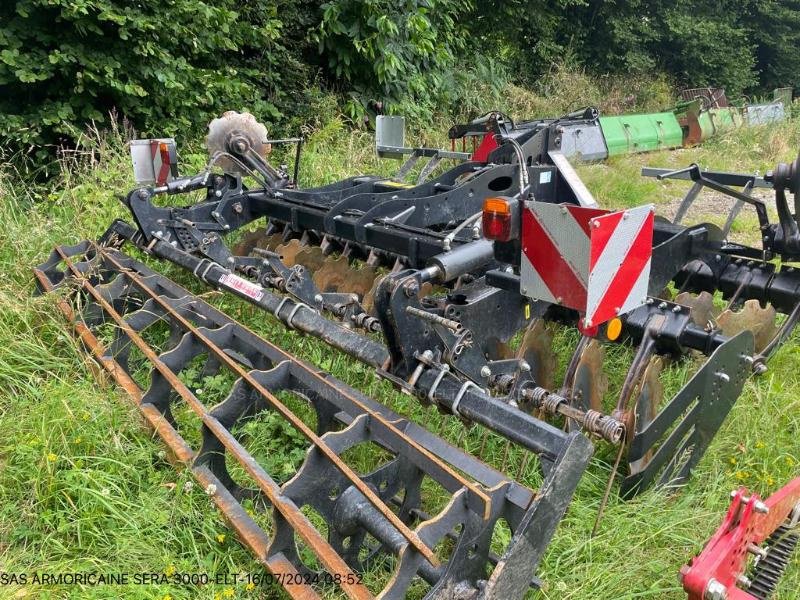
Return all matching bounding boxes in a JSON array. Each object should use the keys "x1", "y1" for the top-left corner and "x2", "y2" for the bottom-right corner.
[
  {"x1": 681, "y1": 478, "x2": 800, "y2": 599},
  {"x1": 471, "y1": 132, "x2": 498, "y2": 162}
]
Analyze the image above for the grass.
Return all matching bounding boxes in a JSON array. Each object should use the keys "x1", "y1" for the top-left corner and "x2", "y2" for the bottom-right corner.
[{"x1": 1, "y1": 116, "x2": 799, "y2": 600}]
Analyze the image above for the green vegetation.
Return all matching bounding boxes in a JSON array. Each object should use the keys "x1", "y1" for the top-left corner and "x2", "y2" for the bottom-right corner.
[
  {"x1": 3, "y1": 0, "x2": 800, "y2": 153},
  {"x1": 1, "y1": 115, "x2": 799, "y2": 598}
]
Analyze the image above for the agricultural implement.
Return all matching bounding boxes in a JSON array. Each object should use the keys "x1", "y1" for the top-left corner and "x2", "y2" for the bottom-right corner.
[
  {"x1": 74, "y1": 110, "x2": 800, "y2": 497},
  {"x1": 680, "y1": 478, "x2": 800, "y2": 599},
  {"x1": 35, "y1": 109, "x2": 800, "y2": 596}
]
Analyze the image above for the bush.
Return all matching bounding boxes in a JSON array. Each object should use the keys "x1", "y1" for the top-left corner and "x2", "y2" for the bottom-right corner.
[
  {"x1": 316, "y1": 0, "x2": 474, "y2": 119},
  {"x1": 0, "y1": 0, "x2": 317, "y2": 154}
]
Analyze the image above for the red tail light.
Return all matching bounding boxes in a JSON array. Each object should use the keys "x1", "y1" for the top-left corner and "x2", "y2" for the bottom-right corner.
[{"x1": 482, "y1": 197, "x2": 512, "y2": 241}]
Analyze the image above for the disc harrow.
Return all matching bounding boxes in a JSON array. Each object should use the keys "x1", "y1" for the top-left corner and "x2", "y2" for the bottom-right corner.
[
  {"x1": 35, "y1": 241, "x2": 593, "y2": 600},
  {"x1": 99, "y1": 109, "x2": 800, "y2": 500}
]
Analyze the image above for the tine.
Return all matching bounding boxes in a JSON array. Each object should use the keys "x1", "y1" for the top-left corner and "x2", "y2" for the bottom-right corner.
[
  {"x1": 479, "y1": 429, "x2": 489, "y2": 456},
  {"x1": 673, "y1": 180, "x2": 704, "y2": 224},
  {"x1": 233, "y1": 229, "x2": 268, "y2": 256},
  {"x1": 516, "y1": 451, "x2": 531, "y2": 481},
  {"x1": 500, "y1": 440, "x2": 512, "y2": 473}
]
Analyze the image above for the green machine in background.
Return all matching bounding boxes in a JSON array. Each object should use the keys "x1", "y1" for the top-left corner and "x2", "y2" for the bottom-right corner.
[{"x1": 598, "y1": 111, "x2": 684, "y2": 156}]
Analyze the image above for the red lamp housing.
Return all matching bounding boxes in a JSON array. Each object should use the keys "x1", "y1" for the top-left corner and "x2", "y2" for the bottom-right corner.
[{"x1": 482, "y1": 197, "x2": 513, "y2": 241}]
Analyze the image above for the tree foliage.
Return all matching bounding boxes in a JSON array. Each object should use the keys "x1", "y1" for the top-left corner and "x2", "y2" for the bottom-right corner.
[
  {"x1": 1, "y1": 0, "x2": 799, "y2": 154},
  {"x1": 316, "y1": 0, "x2": 472, "y2": 116},
  {"x1": 0, "y1": 0, "x2": 318, "y2": 149}
]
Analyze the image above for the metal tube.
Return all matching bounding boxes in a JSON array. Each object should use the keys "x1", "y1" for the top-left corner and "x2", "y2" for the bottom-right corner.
[{"x1": 426, "y1": 239, "x2": 494, "y2": 282}]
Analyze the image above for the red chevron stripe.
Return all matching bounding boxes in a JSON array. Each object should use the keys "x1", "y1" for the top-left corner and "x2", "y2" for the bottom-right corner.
[
  {"x1": 566, "y1": 205, "x2": 608, "y2": 238},
  {"x1": 589, "y1": 210, "x2": 653, "y2": 324},
  {"x1": 589, "y1": 209, "x2": 624, "y2": 271},
  {"x1": 522, "y1": 208, "x2": 587, "y2": 310}
]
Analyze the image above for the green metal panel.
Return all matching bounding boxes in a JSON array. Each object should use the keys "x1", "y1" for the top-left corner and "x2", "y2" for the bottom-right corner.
[
  {"x1": 709, "y1": 107, "x2": 742, "y2": 133},
  {"x1": 599, "y1": 112, "x2": 683, "y2": 156},
  {"x1": 697, "y1": 111, "x2": 715, "y2": 142}
]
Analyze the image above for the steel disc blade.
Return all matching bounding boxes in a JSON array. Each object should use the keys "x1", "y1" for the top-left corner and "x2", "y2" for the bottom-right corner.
[
  {"x1": 570, "y1": 338, "x2": 607, "y2": 414},
  {"x1": 294, "y1": 246, "x2": 327, "y2": 272},
  {"x1": 233, "y1": 229, "x2": 268, "y2": 256},
  {"x1": 206, "y1": 111, "x2": 270, "y2": 174},
  {"x1": 275, "y1": 239, "x2": 305, "y2": 267},
  {"x1": 313, "y1": 256, "x2": 379, "y2": 300},
  {"x1": 718, "y1": 299, "x2": 778, "y2": 352},
  {"x1": 516, "y1": 319, "x2": 557, "y2": 390},
  {"x1": 675, "y1": 291, "x2": 717, "y2": 327},
  {"x1": 486, "y1": 340, "x2": 514, "y2": 360},
  {"x1": 362, "y1": 274, "x2": 384, "y2": 316},
  {"x1": 627, "y1": 356, "x2": 665, "y2": 474}
]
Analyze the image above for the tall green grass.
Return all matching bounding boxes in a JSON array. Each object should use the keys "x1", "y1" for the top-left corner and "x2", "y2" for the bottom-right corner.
[{"x1": 0, "y1": 116, "x2": 799, "y2": 600}]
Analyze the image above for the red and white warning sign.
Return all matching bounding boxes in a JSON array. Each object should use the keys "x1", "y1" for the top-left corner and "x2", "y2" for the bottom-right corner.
[
  {"x1": 520, "y1": 202, "x2": 654, "y2": 327},
  {"x1": 130, "y1": 138, "x2": 178, "y2": 186}
]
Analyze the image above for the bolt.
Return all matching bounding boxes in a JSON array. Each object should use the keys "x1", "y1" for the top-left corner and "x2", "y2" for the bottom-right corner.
[
  {"x1": 480, "y1": 366, "x2": 491, "y2": 378},
  {"x1": 215, "y1": 190, "x2": 223, "y2": 198},
  {"x1": 754, "y1": 500, "x2": 769, "y2": 514},
  {"x1": 519, "y1": 360, "x2": 531, "y2": 372},
  {"x1": 715, "y1": 254, "x2": 721, "y2": 262},
  {"x1": 137, "y1": 189, "x2": 150, "y2": 200},
  {"x1": 314, "y1": 294, "x2": 323, "y2": 304},
  {"x1": 672, "y1": 305, "x2": 682, "y2": 313},
  {"x1": 227, "y1": 257, "x2": 235, "y2": 265},
  {"x1": 742, "y1": 355, "x2": 754, "y2": 364},
  {"x1": 716, "y1": 371, "x2": 730, "y2": 383},
  {"x1": 747, "y1": 543, "x2": 767, "y2": 559},
  {"x1": 659, "y1": 302, "x2": 668, "y2": 309},
  {"x1": 704, "y1": 578, "x2": 728, "y2": 600},
  {"x1": 212, "y1": 211, "x2": 219, "y2": 218},
  {"x1": 736, "y1": 575, "x2": 752, "y2": 589},
  {"x1": 403, "y1": 280, "x2": 419, "y2": 298},
  {"x1": 753, "y1": 362, "x2": 768, "y2": 376},
  {"x1": 223, "y1": 224, "x2": 230, "y2": 230},
  {"x1": 646, "y1": 298, "x2": 654, "y2": 305}
]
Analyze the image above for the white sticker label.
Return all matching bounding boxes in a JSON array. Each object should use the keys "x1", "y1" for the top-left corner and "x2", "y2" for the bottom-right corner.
[
  {"x1": 539, "y1": 171, "x2": 552, "y2": 184},
  {"x1": 219, "y1": 273, "x2": 264, "y2": 301}
]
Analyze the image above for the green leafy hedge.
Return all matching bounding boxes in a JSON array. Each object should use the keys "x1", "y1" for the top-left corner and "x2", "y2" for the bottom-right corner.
[{"x1": 0, "y1": 0, "x2": 316, "y2": 150}]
